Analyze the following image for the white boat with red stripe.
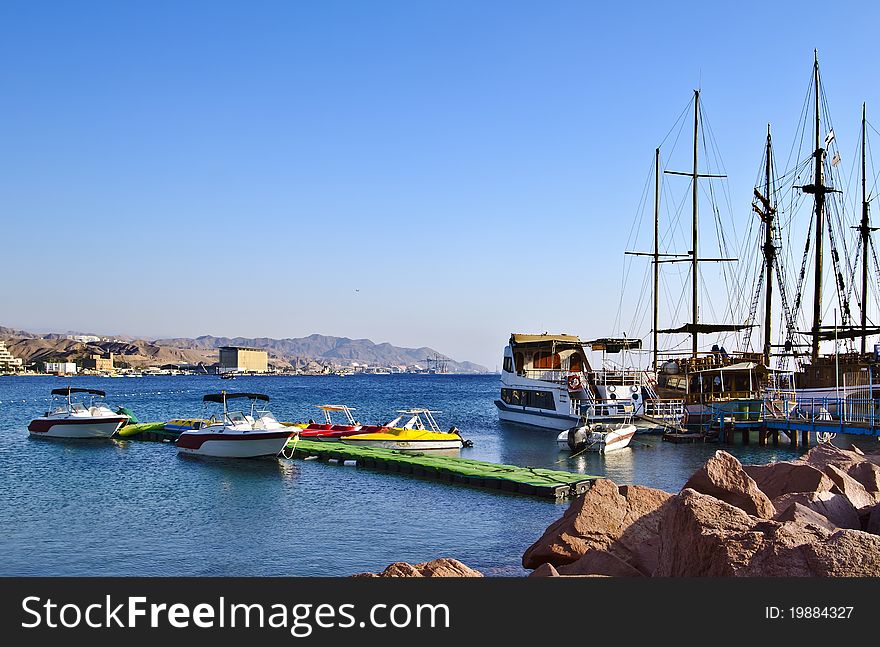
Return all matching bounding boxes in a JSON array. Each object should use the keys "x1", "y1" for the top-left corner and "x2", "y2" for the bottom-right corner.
[
  {"x1": 28, "y1": 387, "x2": 130, "y2": 439},
  {"x1": 176, "y1": 392, "x2": 297, "y2": 459}
]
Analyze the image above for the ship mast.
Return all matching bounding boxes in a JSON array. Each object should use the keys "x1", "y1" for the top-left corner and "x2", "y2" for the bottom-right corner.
[
  {"x1": 859, "y1": 102, "x2": 873, "y2": 354},
  {"x1": 761, "y1": 126, "x2": 775, "y2": 365},
  {"x1": 812, "y1": 52, "x2": 824, "y2": 363},
  {"x1": 691, "y1": 91, "x2": 700, "y2": 358},
  {"x1": 798, "y1": 50, "x2": 831, "y2": 363},
  {"x1": 653, "y1": 147, "x2": 660, "y2": 370}
]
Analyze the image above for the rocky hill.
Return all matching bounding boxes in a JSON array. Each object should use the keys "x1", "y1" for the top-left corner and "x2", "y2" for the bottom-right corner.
[
  {"x1": 1, "y1": 327, "x2": 488, "y2": 372},
  {"x1": 154, "y1": 334, "x2": 487, "y2": 372}
]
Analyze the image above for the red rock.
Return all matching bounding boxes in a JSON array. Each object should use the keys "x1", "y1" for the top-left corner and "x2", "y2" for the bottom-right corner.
[
  {"x1": 355, "y1": 558, "x2": 483, "y2": 578},
  {"x1": 556, "y1": 549, "x2": 645, "y2": 577},
  {"x1": 822, "y1": 464, "x2": 878, "y2": 510},
  {"x1": 528, "y1": 563, "x2": 560, "y2": 577},
  {"x1": 773, "y1": 502, "x2": 838, "y2": 532},
  {"x1": 656, "y1": 489, "x2": 880, "y2": 576},
  {"x1": 743, "y1": 462, "x2": 836, "y2": 499},
  {"x1": 655, "y1": 489, "x2": 767, "y2": 576},
  {"x1": 682, "y1": 451, "x2": 775, "y2": 519},
  {"x1": 800, "y1": 443, "x2": 865, "y2": 472},
  {"x1": 521, "y1": 479, "x2": 673, "y2": 574},
  {"x1": 845, "y1": 461, "x2": 880, "y2": 493},
  {"x1": 800, "y1": 529, "x2": 880, "y2": 576},
  {"x1": 772, "y1": 491, "x2": 860, "y2": 529}
]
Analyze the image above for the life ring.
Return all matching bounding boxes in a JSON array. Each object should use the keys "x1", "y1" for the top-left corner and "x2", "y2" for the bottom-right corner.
[
  {"x1": 607, "y1": 385, "x2": 616, "y2": 393},
  {"x1": 630, "y1": 385, "x2": 639, "y2": 393},
  {"x1": 567, "y1": 374, "x2": 582, "y2": 391}
]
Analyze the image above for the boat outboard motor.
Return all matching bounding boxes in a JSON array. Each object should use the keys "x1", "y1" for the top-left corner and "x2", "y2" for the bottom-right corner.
[{"x1": 567, "y1": 425, "x2": 589, "y2": 452}]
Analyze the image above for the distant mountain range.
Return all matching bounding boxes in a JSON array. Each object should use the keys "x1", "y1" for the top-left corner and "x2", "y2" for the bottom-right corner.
[{"x1": 0, "y1": 327, "x2": 489, "y2": 373}]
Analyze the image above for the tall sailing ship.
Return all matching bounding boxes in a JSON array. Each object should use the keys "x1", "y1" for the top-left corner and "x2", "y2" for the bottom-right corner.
[
  {"x1": 743, "y1": 52, "x2": 880, "y2": 410},
  {"x1": 626, "y1": 89, "x2": 771, "y2": 427}
]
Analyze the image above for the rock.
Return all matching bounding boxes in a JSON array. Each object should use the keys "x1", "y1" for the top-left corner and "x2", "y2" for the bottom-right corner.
[
  {"x1": 656, "y1": 488, "x2": 880, "y2": 576},
  {"x1": 556, "y1": 549, "x2": 645, "y2": 577},
  {"x1": 743, "y1": 462, "x2": 836, "y2": 499},
  {"x1": 354, "y1": 558, "x2": 483, "y2": 578},
  {"x1": 822, "y1": 464, "x2": 878, "y2": 510},
  {"x1": 866, "y1": 504, "x2": 880, "y2": 536},
  {"x1": 528, "y1": 563, "x2": 560, "y2": 577},
  {"x1": 845, "y1": 461, "x2": 880, "y2": 493},
  {"x1": 800, "y1": 444, "x2": 865, "y2": 473},
  {"x1": 521, "y1": 479, "x2": 673, "y2": 575},
  {"x1": 800, "y1": 529, "x2": 880, "y2": 576},
  {"x1": 772, "y1": 492, "x2": 860, "y2": 530},
  {"x1": 682, "y1": 451, "x2": 775, "y2": 519},
  {"x1": 773, "y1": 502, "x2": 837, "y2": 532},
  {"x1": 655, "y1": 489, "x2": 768, "y2": 576}
]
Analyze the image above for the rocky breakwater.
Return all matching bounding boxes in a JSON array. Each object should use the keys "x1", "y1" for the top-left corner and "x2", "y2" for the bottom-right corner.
[{"x1": 524, "y1": 445, "x2": 880, "y2": 576}]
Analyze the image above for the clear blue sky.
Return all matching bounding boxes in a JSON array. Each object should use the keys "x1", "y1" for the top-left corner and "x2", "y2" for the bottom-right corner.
[{"x1": 2, "y1": 1, "x2": 878, "y2": 369}]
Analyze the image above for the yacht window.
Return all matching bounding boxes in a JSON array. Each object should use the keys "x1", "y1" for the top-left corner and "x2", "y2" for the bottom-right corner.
[
  {"x1": 529, "y1": 390, "x2": 554, "y2": 410},
  {"x1": 514, "y1": 352, "x2": 525, "y2": 373},
  {"x1": 502, "y1": 357, "x2": 513, "y2": 373},
  {"x1": 533, "y1": 352, "x2": 561, "y2": 369}
]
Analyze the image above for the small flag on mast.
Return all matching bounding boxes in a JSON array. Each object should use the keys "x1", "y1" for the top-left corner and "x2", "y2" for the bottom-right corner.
[
  {"x1": 831, "y1": 151, "x2": 841, "y2": 167},
  {"x1": 825, "y1": 129, "x2": 835, "y2": 147}
]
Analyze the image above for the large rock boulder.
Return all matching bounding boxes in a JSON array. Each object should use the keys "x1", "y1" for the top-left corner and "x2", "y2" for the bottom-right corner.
[
  {"x1": 822, "y1": 464, "x2": 878, "y2": 511},
  {"x1": 843, "y1": 461, "x2": 880, "y2": 493},
  {"x1": 800, "y1": 444, "x2": 866, "y2": 473},
  {"x1": 772, "y1": 491, "x2": 861, "y2": 530},
  {"x1": 682, "y1": 451, "x2": 775, "y2": 519},
  {"x1": 773, "y1": 502, "x2": 838, "y2": 532},
  {"x1": 555, "y1": 549, "x2": 645, "y2": 577},
  {"x1": 743, "y1": 461, "x2": 836, "y2": 499},
  {"x1": 521, "y1": 479, "x2": 673, "y2": 575},
  {"x1": 528, "y1": 563, "x2": 561, "y2": 577},
  {"x1": 354, "y1": 558, "x2": 483, "y2": 578},
  {"x1": 655, "y1": 489, "x2": 768, "y2": 576},
  {"x1": 656, "y1": 488, "x2": 880, "y2": 576}
]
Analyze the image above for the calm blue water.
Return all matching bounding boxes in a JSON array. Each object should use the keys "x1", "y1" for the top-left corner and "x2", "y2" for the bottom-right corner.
[{"x1": 0, "y1": 373, "x2": 809, "y2": 576}]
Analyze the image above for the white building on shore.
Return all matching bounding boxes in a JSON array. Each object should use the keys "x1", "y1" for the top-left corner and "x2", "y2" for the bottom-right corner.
[
  {"x1": 45, "y1": 362, "x2": 77, "y2": 375},
  {"x1": 0, "y1": 341, "x2": 23, "y2": 372}
]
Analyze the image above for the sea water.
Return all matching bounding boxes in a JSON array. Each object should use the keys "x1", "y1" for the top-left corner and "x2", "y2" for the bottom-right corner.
[{"x1": 0, "y1": 373, "x2": 809, "y2": 576}]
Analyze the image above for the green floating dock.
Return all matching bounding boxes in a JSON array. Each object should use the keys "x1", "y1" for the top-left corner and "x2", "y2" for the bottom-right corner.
[
  {"x1": 116, "y1": 421, "x2": 179, "y2": 442},
  {"x1": 286, "y1": 439, "x2": 595, "y2": 500}
]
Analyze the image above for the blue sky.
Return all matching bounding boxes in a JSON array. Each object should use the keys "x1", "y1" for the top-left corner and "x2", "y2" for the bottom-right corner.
[{"x1": 2, "y1": 1, "x2": 879, "y2": 369}]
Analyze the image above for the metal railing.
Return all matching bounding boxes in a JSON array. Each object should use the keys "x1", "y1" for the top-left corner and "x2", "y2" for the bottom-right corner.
[
  {"x1": 571, "y1": 398, "x2": 634, "y2": 419},
  {"x1": 765, "y1": 396, "x2": 880, "y2": 428},
  {"x1": 518, "y1": 368, "x2": 651, "y2": 386},
  {"x1": 643, "y1": 398, "x2": 686, "y2": 420}
]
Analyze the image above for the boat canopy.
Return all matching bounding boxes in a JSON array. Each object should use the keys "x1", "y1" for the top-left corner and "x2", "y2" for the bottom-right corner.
[
  {"x1": 657, "y1": 323, "x2": 752, "y2": 334},
  {"x1": 796, "y1": 326, "x2": 880, "y2": 341},
  {"x1": 584, "y1": 338, "x2": 642, "y2": 352},
  {"x1": 203, "y1": 392, "x2": 270, "y2": 403},
  {"x1": 693, "y1": 361, "x2": 758, "y2": 373},
  {"x1": 510, "y1": 333, "x2": 582, "y2": 345},
  {"x1": 50, "y1": 387, "x2": 106, "y2": 397},
  {"x1": 316, "y1": 404, "x2": 355, "y2": 411}
]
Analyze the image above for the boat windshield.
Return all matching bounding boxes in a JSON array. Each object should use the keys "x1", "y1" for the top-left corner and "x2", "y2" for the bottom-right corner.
[
  {"x1": 69, "y1": 403, "x2": 88, "y2": 414},
  {"x1": 253, "y1": 411, "x2": 279, "y2": 429},
  {"x1": 226, "y1": 411, "x2": 249, "y2": 426}
]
